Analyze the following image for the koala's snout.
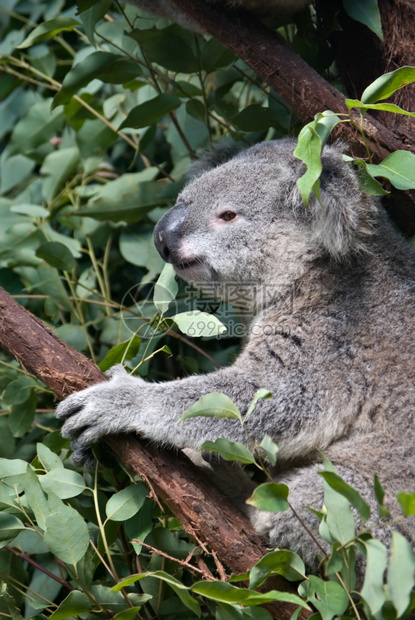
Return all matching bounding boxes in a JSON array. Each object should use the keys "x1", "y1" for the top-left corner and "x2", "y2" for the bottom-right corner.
[{"x1": 153, "y1": 203, "x2": 188, "y2": 263}]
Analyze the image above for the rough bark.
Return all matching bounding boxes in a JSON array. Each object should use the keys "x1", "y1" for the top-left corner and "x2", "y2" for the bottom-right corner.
[{"x1": 0, "y1": 286, "x2": 310, "y2": 620}]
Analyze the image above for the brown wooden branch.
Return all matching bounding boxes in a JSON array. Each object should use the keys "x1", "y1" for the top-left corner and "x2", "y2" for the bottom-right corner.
[{"x1": 0, "y1": 286, "x2": 311, "y2": 620}]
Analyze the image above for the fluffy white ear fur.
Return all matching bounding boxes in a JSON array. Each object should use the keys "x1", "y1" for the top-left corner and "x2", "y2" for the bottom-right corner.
[{"x1": 309, "y1": 148, "x2": 379, "y2": 259}]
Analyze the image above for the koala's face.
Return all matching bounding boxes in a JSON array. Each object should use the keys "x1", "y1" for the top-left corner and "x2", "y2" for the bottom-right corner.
[
  {"x1": 153, "y1": 139, "x2": 375, "y2": 306},
  {"x1": 153, "y1": 141, "x2": 313, "y2": 300}
]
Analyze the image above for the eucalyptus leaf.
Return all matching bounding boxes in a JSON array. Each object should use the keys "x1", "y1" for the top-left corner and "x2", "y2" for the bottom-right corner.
[
  {"x1": 18, "y1": 17, "x2": 80, "y2": 49},
  {"x1": 0, "y1": 513, "x2": 25, "y2": 543},
  {"x1": 154, "y1": 263, "x2": 178, "y2": 314},
  {"x1": 246, "y1": 483, "x2": 289, "y2": 513},
  {"x1": 318, "y1": 471, "x2": 370, "y2": 523},
  {"x1": 48, "y1": 591, "x2": 92, "y2": 620},
  {"x1": 249, "y1": 550, "x2": 306, "y2": 589},
  {"x1": 44, "y1": 496, "x2": 90, "y2": 565},
  {"x1": 387, "y1": 531, "x2": 415, "y2": 616},
  {"x1": 366, "y1": 151, "x2": 415, "y2": 190},
  {"x1": 361, "y1": 66, "x2": 415, "y2": 104},
  {"x1": 360, "y1": 539, "x2": 388, "y2": 615},
  {"x1": 200, "y1": 438, "x2": 255, "y2": 464},
  {"x1": 305, "y1": 575, "x2": 348, "y2": 620},
  {"x1": 105, "y1": 483, "x2": 148, "y2": 522},
  {"x1": 36, "y1": 241, "x2": 76, "y2": 271},
  {"x1": 177, "y1": 392, "x2": 241, "y2": 422},
  {"x1": 99, "y1": 337, "x2": 142, "y2": 372},
  {"x1": 119, "y1": 94, "x2": 182, "y2": 130},
  {"x1": 343, "y1": 0, "x2": 383, "y2": 39},
  {"x1": 173, "y1": 310, "x2": 226, "y2": 337},
  {"x1": 40, "y1": 468, "x2": 86, "y2": 499},
  {"x1": 53, "y1": 52, "x2": 142, "y2": 107}
]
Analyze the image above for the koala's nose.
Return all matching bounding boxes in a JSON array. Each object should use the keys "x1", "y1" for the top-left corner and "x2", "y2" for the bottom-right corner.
[{"x1": 153, "y1": 203, "x2": 188, "y2": 263}]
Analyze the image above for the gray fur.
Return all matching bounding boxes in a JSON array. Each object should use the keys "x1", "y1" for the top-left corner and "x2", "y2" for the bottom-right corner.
[
  {"x1": 56, "y1": 139, "x2": 415, "y2": 568},
  {"x1": 128, "y1": 0, "x2": 311, "y2": 32}
]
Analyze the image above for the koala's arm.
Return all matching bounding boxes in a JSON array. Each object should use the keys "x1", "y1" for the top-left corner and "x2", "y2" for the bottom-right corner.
[
  {"x1": 56, "y1": 317, "x2": 358, "y2": 456},
  {"x1": 56, "y1": 362, "x2": 274, "y2": 450}
]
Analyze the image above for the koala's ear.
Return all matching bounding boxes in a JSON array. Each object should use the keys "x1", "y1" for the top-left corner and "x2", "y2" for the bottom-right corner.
[
  {"x1": 186, "y1": 141, "x2": 243, "y2": 181},
  {"x1": 308, "y1": 146, "x2": 379, "y2": 259}
]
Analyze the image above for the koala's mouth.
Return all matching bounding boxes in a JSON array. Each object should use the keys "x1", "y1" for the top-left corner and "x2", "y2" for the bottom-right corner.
[{"x1": 174, "y1": 258, "x2": 201, "y2": 271}]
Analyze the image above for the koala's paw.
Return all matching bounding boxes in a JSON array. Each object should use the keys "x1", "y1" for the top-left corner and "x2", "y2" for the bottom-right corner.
[{"x1": 55, "y1": 364, "x2": 144, "y2": 447}]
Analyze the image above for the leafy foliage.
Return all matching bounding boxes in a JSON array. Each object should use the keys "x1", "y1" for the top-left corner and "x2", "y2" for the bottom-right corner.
[{"x1": 0, "y1": 0, "x2": 414, "y2": 618}]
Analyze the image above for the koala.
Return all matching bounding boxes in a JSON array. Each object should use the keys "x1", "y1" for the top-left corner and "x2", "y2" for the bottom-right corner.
[
  {"x1": 128, "y1": 0, "x2": 311, "y2": 32},
  {"x1": 56, "y1": 139, "x2": 415, "y2": 568}
]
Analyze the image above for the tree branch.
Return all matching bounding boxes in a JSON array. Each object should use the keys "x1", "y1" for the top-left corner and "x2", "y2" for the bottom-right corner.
[{"x1": 0, "y1": 286, "x2": 310, "y2": 619}]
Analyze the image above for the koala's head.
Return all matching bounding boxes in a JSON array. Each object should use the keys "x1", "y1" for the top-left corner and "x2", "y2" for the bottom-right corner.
[{"x1": 153, "y1": 139, "x2": 378, "y2": 307}]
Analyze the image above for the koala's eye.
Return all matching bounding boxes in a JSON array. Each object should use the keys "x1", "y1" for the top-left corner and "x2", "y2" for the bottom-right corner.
[{"x1": 220, "y1": 211, "x2": 237, "y2": 222}]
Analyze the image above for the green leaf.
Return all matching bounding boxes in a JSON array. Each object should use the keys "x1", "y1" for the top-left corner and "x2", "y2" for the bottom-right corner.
[
  {"x1": 0, "y1": 513, "x2": 25, "y2": 543},
  {"x1": 232, "y1": 104, "x2": 283, "y2": 132},
  {"x1": 320, "y1": 457, "x2": 356, "y2": 544},
  {"x1": 360, "y1": 538, "x2": 388, "y2": 615},
  {"x1": 318, "y1": 471, "x2": 370, "y2": 523},
  {"x1": 200, "y1": 438, "x2": 255, "y2": 464},
  {"x1": 305, "y1": 575, "x2": 349, "y2": 620},
  {"x1": 119, "y1": 94, "x2": 181, "y2": 130},
  {"x1": 49, "y1": 591, "x2": 92, "y2": 620},
  {"x1": 105, "y1": 483, "x2": 148, "y2": 522},
  {"x1": 0, "y1": 458, "x2": 28, "y2": 482},
  {"x1": 18, "y1": 17, "x2": 81, "y2": 49},
  {"x1": 74, "y1": 169, "x2": 161, "y2": 223},
  {"x1": 294, "y1": 111, "x2": 341, "y2": 205},
  {"x1": 245, "y1": 389, "x2": 272, "y2": 420},
  {"x1": 190, "y1": 581, "x2": 308, "y2": 608},
  {"x1": 373, "y1": 474, "x2": 390, "y2": 518},
  {"x1": 366, "y1": 151, "x2": 415, "y2": 190},
  {"x1": 40, "y1": 469, "x2": 86, "y2": 499},
  {"x1": 37, "y1": 442, "x2": 64, "y2": 471},
  {"x1": 249, "y1": 550, "x2": 306, "y2": 589},
  {"x1": 177, "y1": 392, "x2": 241, "y2": 422},
  {"x1": 99, "y1": 338, "x2": 142, "y2": 372},
  {"x1": 36, "y1": 241, "x2": 76, "y2": 271},
  {"x1": 173, "y1": 310, "x2": 227, "y2": 337},
  {"x1": 348, "y1": 157, "x2": 389, "y2": 196},
  {"x1": 154, "y1": 263, "x2": 178, "y2": 315},
  {"x1": 114, "y1": 571, "x2": 201, "y2": 617},
  {"x1": 258, "y1": 435, "x2": 278, "y2": 466},
  {"x1": 7, "y1": 99, "x2": 65, "y2": 157},
  {"x1": 23, "y1": 468, "x2": 49, "y2": 530},
  {"x1": 40, "y1": 146, "x2": 80, "y2": 203},
  {"x1": 343, "y1": 0, "x2": 383, "y2": 40},
  {"x1": 44, "y1": 497, "x2": 89, "y2": 565},
  {"x1": 9, "y1": 394, "x2": 37, "y2": 438},
  {"x1": 3, "y1": 376, "x2": 37, "y2": 406},
  {"x1": 53, "y1": 52, "x2": 142, "y2": 108},
  {"x1": 127, "y1": 26, "x2": 198, "y2": 73},
  {"x1": 387, "y1": 531, "x2": 415, "y2": 617},
  {"x1": 200, "y1": 38, "x2": 236, "y2": 73},
  {"x1": 361, "y1": 66, "x2": 415, "y2": 104},
  {"x1": 345, "y1": 98, "x2": 415, "y2": 117},
  {"x1": 79, "y1": 0, "x2": 112, "y2": 47},
  {"x1": 246, "y1": 483, "x2": 289, "y2": 512},
  {"x1": 397, "y1": 491, "x2": 415, "y2": 516}
]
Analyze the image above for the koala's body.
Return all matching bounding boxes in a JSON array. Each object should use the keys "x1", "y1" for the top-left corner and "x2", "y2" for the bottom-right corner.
[
  {"x1": 128, "y1": 0, "x2": 311, "y2": 32},
  {"x1": 57, "y1": 139, "x2": 415, "y2": 566}
]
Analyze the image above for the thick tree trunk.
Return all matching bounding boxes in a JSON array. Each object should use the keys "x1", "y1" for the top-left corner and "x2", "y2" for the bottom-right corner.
[{"x1": 0, "y1": 287, "x2": 310, "y2": 620}]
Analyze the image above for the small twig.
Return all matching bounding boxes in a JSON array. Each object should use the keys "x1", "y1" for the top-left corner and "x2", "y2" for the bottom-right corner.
[
  {"x1": 133, "y1": 539, "x2": 211, "y2": 578},
  {"x1": 5, "y1": 546, "x2": 74, "y2": 591}
]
